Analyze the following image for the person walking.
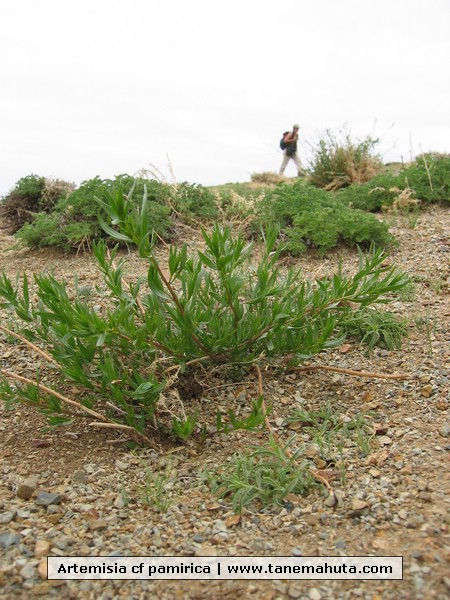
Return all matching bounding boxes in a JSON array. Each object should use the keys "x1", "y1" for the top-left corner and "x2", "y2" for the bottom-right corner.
[{"x1": 279, "y1": 124, "x2": 305, "y2": 177}]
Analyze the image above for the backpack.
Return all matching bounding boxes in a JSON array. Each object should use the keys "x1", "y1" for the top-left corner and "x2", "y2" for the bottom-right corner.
[{"x1": 280, "y1": 132, "x2": 289, "y2": 150}]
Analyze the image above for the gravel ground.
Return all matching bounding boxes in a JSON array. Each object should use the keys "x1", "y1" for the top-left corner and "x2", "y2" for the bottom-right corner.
[{"x1": 0, "y1": 207, "x2": 449, "y2": 600}]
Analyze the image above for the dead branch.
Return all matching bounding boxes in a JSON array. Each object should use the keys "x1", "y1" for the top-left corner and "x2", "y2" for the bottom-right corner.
[
  {"x1": 0, "y1": 324, "x2": 58, "y2": 366},
  {"x1": 289, "y1": 364, "x2": 408, "y2": 380}
]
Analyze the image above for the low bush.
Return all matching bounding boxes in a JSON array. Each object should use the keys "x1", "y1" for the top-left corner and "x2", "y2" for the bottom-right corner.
[
  {"x1": 338, "y1": 154, "x2": 450, "y2": 212},
  {"x1": 0, "y1": 187, "x2": 410, "y2": 445},
  {"x1": 256, "y1": 182, "x2": 394, "y2": 254},
  {"x1": 341, "y1": 307, "x2": 409, "y2": 352},
  {"x1": 13, "y1": 174, "x2": 218, "y2": 251},
  {"x1": 16, "y1": 176, "x2": 172, "y2": 250},
  {"x1": 308, "y1": 130, "x2": 383, "y2": 191},
  {"x1": 0, "y1": 175, "x2": 46, "y2": 234}
]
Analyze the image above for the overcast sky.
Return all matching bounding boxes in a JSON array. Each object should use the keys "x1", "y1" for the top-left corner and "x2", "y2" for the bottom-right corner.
[{"x1": 1, "y1": 0, "x2": 449, "y2": 195}]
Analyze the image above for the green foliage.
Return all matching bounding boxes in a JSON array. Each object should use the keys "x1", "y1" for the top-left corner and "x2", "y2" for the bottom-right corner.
[
  {"x1": 139, "y1": 461, "x2": 174, "y2": 512},
  {"x1": 308, "y1": 130, "x2": 383, "y2": 190},
  {"x1": 336, "y1": 172, "x2": 404, "y2": 212},
  {"x1": 204, "y1": 436, "x2": 316, "y2": 512},
  {"x1": 172, "y1": 182, "x2": 218, "y2": 220},
  {"x1": 285, "y1": 401, "x2": 375, "y2": 480},
  {"x1": 12, "y1": 174, "x2": 46, "y2": 200},
  {"x1": 216, "y1": 397, "x2": 269, "y2": 433},
  {"x1": 171, "y1": 412, "x2": 198, "y2": 440},
  {"x1": 338, "y1": 154, "x2": 450, "y2": 211},
  {"x1": 341, "y1": 307, "x2": 408, "y2": 352},
  {"x1": 17, "y1": 176, "x2": 172, "y2": 250},
  {"x1": 14, "y1": 175, "x2": 218, "y2": 250},
  {"x1": 0, "y1": 187, "x2": 410, "y2": 442},
  {"x1": 257, "y1": 182, "x2": 394, "y2": 254},
  {"x1": 404, "y1": 154, "x2": 450, "y2": 204}
]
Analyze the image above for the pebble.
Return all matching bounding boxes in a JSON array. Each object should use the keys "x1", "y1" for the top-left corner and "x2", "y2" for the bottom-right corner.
[
  {"x1": 71, "y1": 470, "x2": 88, "y2": 484},
  {"x1": 0, "y1": 531, "x2": 22, "y2": 549},
  {"x1": 0, "y1": 511, "x2": 15, "y2": 524},
  {"x1": 35, "y1": 492, "x2": 62, "y2": 507},
  {"x1": 439, "y1": 423, "x2": 450, "y2": 437},
  {"x1": 16, "y1": 477, "x2": 38, "y2": 500}
]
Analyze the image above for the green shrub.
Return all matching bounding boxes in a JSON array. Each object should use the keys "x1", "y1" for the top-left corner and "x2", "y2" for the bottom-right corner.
[
  {"x1": 204, "y1": 437, "x2": 316, "y2": 512},
  {"x1": 336, "y1": 173, "x2": 403, "y2": 212},
  {"x1": 0, "y1": 189, "x2": 410, "y2": 443},
  {"x1": 15, "y1": 175, "x2": 218, "y2": 250},
  {"x1": 337, "y1": 154, "x2": 450, "y2": 212},
  {"x1": 17, "y1": 176, "x2": 172, "y2": 251},
  {"x1": 341, "y1": 307, "x2": 408, "y2": 352},
  {"x1": 257, "y1": 182, "x2": 394, "y2": 254},
  {"x1": 404, "y1": 154, "x2": 450, "y2": 204},
  {"x1": 172, "y1": 182, "x2": 218, "y2": 220},
  {"x1": 308, "y1": 130, "x2": 383, "y2": 190}
]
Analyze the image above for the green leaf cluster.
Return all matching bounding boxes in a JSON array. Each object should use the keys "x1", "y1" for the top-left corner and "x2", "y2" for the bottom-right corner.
[
  {"x1": 338, "y1": 154, "x2": 450, "y2": 211},
  {"x1": 13, "y1": 175, "x2": 218, "y2": 251},
  {"x1": 257, "y1": 182, "x2": 394, "y2": 254},
  {"x1": 204, "y1": 437, "x2": 316, "y2": 512}
]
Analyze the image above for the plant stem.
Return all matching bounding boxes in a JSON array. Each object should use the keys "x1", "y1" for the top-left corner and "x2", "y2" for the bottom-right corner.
[
  {"x1": 0, "y1": 369, "x2": 155, "y2": 447},
  {"x1": 289, "y1": 364, "x2": 408, "y2": 380}
]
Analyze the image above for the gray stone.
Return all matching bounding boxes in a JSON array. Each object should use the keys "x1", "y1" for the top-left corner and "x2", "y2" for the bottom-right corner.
[
  {"x1": 438, "y1": 424, "x2": 450, "y2": 437},
  {"x1": 35, "y1": 492, "x2": 62, "y2": 507},
  {"x1": 0, "y1": 511, "x2": 15, "y2": 524},
  {"x1": 71, "y1": 470, "x2": 88, "y2": 484},
  {"x1": 20, "y1": 563, "x2": 37, "y2": 580},
  {"x1": 0, "y1": 531, "x2": 22, "y2": 549}
]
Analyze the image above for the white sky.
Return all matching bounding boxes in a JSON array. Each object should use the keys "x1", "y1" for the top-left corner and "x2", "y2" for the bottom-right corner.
[{"x1": 1, "y1": 0, "x2": 449, "y2": 195}]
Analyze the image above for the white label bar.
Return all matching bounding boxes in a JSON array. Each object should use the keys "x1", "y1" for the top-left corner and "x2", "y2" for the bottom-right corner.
[{"x1": 48, "y1": 556, "x2": 403, "y2": 580}]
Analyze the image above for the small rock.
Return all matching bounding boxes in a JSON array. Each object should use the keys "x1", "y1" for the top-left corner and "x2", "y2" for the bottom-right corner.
[
  {"x1": 349, "y1": 499, "x2": 369, "y2": 517},
  {"x1": 113, "y1": 494, "x2": 126, "y2": 509},
  {"x1": 17, "y1": 476, "x2": 39, "y2": 500},
  {"x1": 309, "y1": 589, "x2": 322, "y2": 600},
  {"x1": 0, "y1": 530, "x2": 22, "y2": 549},
  {"x1": 87, "y1": 519, "x2": 108, "y2": 531},
  {"x1": 71, "y1": 470, "x2": 88, "y2": 484},
  {"x1": 324, "y1": 493, "x2": 337, "y2": 508},
  {"x1": 0, "y1": 510, "x2": 15, "y2": 524},
  {"x1": 47, "y1": 513, "x2": 63, "y2": 524},
  {"x1": 378, "y1": 436, "x2": 392, "y2": 446},
  {"x1": 20, "y1": 563, "x2": 37, "y2": 580},
  {"x1": 438, "y1": 424, "x2": 450, "y2": 437},
  {"x1": 35, "y1": 540, "x2": 51, "y2": 559},
  {"x1": 287, "y1": 583, "x2": 302, "y2": 598},
  {"x1": 115, "y1": 460, "x2": 129, "y2": 470},
  {"x1": 31, "y1": 583, "x2": 52, "y2": 596},
  {"x1": 417, "y1": 492, "x2": 432, "y2": 502},
  {"x1": 305, "y1": 443, "x2": 321, "y2": 459},
  {"x1": 421, "y1": 384, "x2": 433, "y2": 398},
  {"x1": 35, "y1": 492, "x2": 62, "y2": 507},
  {"x1": 37, "y1": 559, "x2": 47, "y2": 580}
]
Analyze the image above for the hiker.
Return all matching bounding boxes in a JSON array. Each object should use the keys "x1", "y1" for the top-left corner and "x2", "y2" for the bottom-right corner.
[{"x1": 279, "y1": 124, "x2": 305, "y2": 177}]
